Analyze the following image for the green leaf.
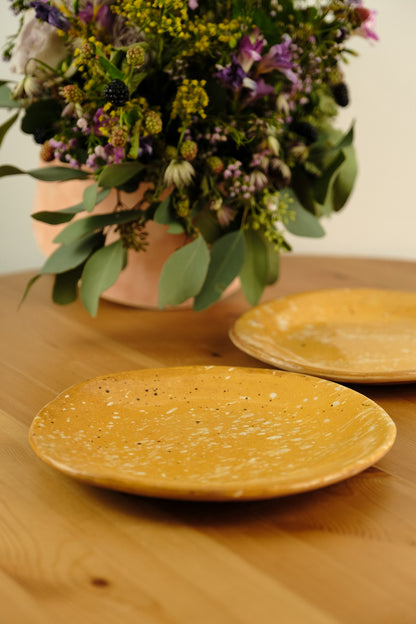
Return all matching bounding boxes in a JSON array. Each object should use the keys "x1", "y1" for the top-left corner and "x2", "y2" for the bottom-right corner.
[
  {"x1": 18, "y1": 274, "x2": 42, "y2": 308},
  {"x1": 52, "y1": 265, "x2": 84, "y2": 305},
  {"x1": 264, "y1": 237, "x2": 280, "y2": 285},
  {"x1": 313, "y1": 150, "x2": 346, "y2": 208},
  {"x1": 83, "y1": 182, "x2": 99, "y2": 213},
  {"x1": 158, "y1": 236, "x2": 210, "y2": 308},
  {"x1": 31, "y1": 210, "x2": 75, "y2": 225},
  {"x1": 40, "y1": 232, "x2": 105, "y2": 274},
  {"x1": 0, "y1": 84, "x2": 21, "y2": 108},
  {"x1": 168, "y1": 223, "x2": 185, "y2": 234},
  {"x1": 283, "y1": 189, "x2": 325, "y2": 238},
  {"x1": 27, "y1": 166, "x2": 91, "y2": 182},
  {"x1": 0, "y1": 164, "x2": 24, "y2": 178},
  {"x1": 80, "y1": 240, "x2": 127, "y2": 316},
  {"x1": 61, "y1": 187, "x2": 111, "y2": 214},
  {"x1": 53, "y1": 208, "x2": 144, "y2": 245},
  {"x1": 153, "y1": 196, "x2": 173, "y2": 224},
  {"x1": 331, "y1": 145, "x2": 358, "y2": 211},
  {"x1": 193, "y1": 230, "x2": 245, "y2": 311},
  {"x1": 97, "y1": 52, "x2": 125, "y2": 81},
  {"x1": 240, "y1": 229, "x2": 269, "y2": 306},
  {"x1": 0, "y1": 112, "x2": 19, "y2": 147},
  {"x1": 97, "y1": 162, "x2": 143, "y2": 189}
]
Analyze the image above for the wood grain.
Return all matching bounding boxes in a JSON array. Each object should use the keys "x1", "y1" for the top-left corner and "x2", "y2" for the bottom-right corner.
[{"x1": 1, "y1": 255, "x2": 416, "y2": 624}]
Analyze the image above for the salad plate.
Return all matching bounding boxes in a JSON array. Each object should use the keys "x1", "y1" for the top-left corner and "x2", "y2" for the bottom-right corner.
[
  {"x1": 230, "y1": 288, "x2": 416, "y2": 383},
  {"x1": 29, "y1": 366, "x2": 396, "y2": 501}
]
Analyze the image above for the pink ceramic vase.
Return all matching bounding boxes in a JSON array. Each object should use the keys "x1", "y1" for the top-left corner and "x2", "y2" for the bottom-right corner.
[{"x1": 32, "y1": 173, "x2": 238, "y2": 309}]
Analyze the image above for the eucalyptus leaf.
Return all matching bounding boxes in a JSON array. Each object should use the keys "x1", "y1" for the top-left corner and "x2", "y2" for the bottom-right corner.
[
  {"x1": 31, "y1": 210, "x2": 75, "y2": 225},
  {"x1": 97, "y1": 162, "x2": 143, "y2": 189},
  {"x1": 331, "y1": 145, "x2": 358, "y2": 211},
  {"x1": 0, "y1": 112, "x2": 19, "y2": 147},
  {"x1": 193, "y1": 230, "x2": 245, "y2": 311},
  {"x1": 153, "y1": 196, "x2": 174, "y2": 224},
  {"x1": 264, "y1": 237, "x2": 280, "y2": 285},
  {"x1": 40, "y1": 231, "x2": 105, "y2": 274},
  {"x1": 53, "y1": 208, "x2": 144, "y2": 245},
  {"x1": 240, "y1": 229, "x2": 269, "y2": 305},
  {"x1": 312, "y1": 150, "x2": 346, "y2": 208},
  {"x1": 168, "y1": 222, "x2": 185, "y2": 234},
  {"x1": 18, "y1": 274, "x2": 42, "y2": 308},
  {"x1": 83, "y1": 183, "x2": 99, "y2": 212},
  {"x1": 52, "y1": 265, "x2": 84, "y2": 305},
  {"x1": 61, "y1": 187, "x2": 111, "y2": 214},
  {"x1": 28, "y1": 166, "x2": 91, "y2": 182},
  {"x1": 80, "y1": 240, "x2": 127, "y2": 316},
  {"x1": 0, "y1": 84, "x2": 21, "y2": 108},
  {"x1": 0, "y1": 164, "x2": 24, "y2": 178},
  {"x1": 282, "y1": 189, "x2": 325, "y2": 238},
  {"x1": 158, "y1": 236, "x2": 210, "y2": 308}
]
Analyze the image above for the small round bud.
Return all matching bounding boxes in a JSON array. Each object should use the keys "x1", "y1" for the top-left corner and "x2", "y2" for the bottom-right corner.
[
  {"x1": 206, "y1": 156, "x2": 224, "y2": 174},
  {"x1": 111, "y1": 127, "x2": 128, "y2": 148},
  {"x1": 165, "y1": 145, "x2": 178, "y2": 160},
  {"x1": 180, "y1": 140, "x2": 198, "y2": 162},
  {"x1": 126, "y1": 44, "x2": 146, "y2": 67},
  {"x1": 40, "y1": 141, "x2": 55, "y2": 162},
  {"x1": 61, "y1": 84, "x2": 83, "y2": 103},
  {"x1": 144, "y1": 110, "x2": 163, "y2": 135}
]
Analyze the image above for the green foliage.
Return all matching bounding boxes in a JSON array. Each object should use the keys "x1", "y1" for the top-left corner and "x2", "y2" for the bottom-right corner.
[
  {"x1": 40, "y1": 231, "x2": 105, "y2": 274},
  {"x1": 240, "y1": 229, "x2": 269, "y2": 305},
  {"x1": 282, "y1": 188, "x2": 326, "y2": 238},
  {"x1": 80, "y1": 240, "x2": 127, "y2": 316},
  {"x1": 0, "y1": 85, "x2": 21, "y2": 109},
  {"x1": 97, "y1": 162, "x2": 143, "y2": 188},
  {"x1": 158, "y1": 236, "x2": 210, "y2": 308},
  {"x1": 193, "y1": 230, "x2": 245, "y2": 311},
  {"x1": 0, "y1": 113, "x2": 19, "y2": 147}
]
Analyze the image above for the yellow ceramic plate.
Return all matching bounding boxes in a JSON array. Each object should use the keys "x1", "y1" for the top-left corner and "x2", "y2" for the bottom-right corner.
[
  {"x1": 29, "y1": 366, "x2": 395, "y2": 501},
  {"x1": 230, "y1": 288, "x2": 416, "y2": 384}
]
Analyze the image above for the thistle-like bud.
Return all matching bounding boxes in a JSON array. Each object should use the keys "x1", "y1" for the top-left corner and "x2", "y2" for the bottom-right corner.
[
  {"x1": 126, "y1": 44, "x2": 146, "y2": 67},
  {"x1": 206, "y1": 156, "x2": 224, "y2": 174},
  {"x1": 268, "y1": 158, "x2": 291, "y2": 190},
  {"x1": 164, "y1": 159, "x2": 195, "y2": 188},
  {"x1": 144, "y1": 111, "x2": 163, "y2": 135},
  {"x1": 61, "y1": 84, "x2": 83, "y2": 103},
  {"x1": 175, "y1": 195, "x2": 190, "y2": 217},
  {"x1": 180, "y1": 140, "x2": 198, "y2": 162},
  {"x1": 111, "y1": 127, "x2": 128, "y2": 148},
  {"x1": 40, "y1": 141, "x2": 55, "y2": 162}
]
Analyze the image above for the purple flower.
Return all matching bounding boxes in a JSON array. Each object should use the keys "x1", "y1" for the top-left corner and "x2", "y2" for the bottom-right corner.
[
  {"x1": 216, "y1": 55, "x2": 246, "y2": 90},
  {"x1": 237, "y1": 28, "x2": 265, "y2": 73},
  {"x1": 245, "y1": 78, "x2": 275, "y2": 100},
  {"x1": 79, "y1": 2, "x2": 114, "y2": 32},
  {"x1": 29, "y1": 1, "x2": 71, "y2": 32},
  {"x1": 138, "y1": 136, "x2": 153, "y2": 158},
  {"x1": 257, "y1": 35, "x2": 299, "y2": 84},
  {"x1": 188, "y1": 0, "x2": 198, "y2": 9}
]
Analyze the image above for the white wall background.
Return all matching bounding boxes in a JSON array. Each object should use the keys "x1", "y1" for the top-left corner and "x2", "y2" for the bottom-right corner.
[{"x1": 0, "y1": 0, "x2": 415, "y2": 274}]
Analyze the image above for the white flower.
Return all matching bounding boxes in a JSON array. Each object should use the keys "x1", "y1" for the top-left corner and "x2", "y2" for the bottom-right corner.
[{"x1": 9, "y1": 9, "x2": 68, "y2": 78}]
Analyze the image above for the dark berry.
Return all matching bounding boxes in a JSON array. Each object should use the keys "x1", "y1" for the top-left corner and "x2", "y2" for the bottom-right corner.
[
  {"x1": 332, "y1": 82, "x2": 349, "y2": 107},
  {"x1": 291, "y1": 121, "x2": 319, "y2": 145},
  {"x1": 33, "y1": 127, "x2": 55, "y2": 144},
  {"x1": 104, "y1": 79, "x2": 130, "y2": 106}
]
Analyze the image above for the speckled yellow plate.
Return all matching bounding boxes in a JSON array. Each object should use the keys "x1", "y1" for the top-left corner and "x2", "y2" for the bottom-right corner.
[
  {"x1": 29, "y1": 366, "x2": 396, "y2": 501},
  {"x1": 230, "y1": 288, "x2": 416, "y2": 384}
]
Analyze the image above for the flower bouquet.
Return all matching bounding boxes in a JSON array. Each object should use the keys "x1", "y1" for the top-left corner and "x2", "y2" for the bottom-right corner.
[{"x1": 1, "y1": 0, "x2": 377, "y2": 315}]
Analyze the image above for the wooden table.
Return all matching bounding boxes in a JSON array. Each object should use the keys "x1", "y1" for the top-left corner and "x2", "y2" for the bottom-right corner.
[{"x1": 1, "y1": 255, "x2": 416, "y2": 624}]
